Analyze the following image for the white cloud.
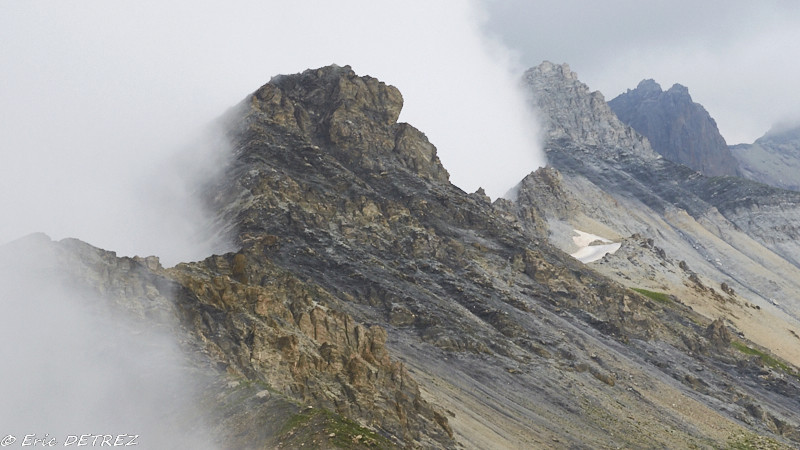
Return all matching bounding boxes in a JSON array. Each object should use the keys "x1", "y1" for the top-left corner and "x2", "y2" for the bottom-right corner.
[
  {"x1": 0, "y1": 236, "x2": 217, "y2": 448},
  {"x1": 0, "y1": 0, "x2": 546, "y2": 260}
]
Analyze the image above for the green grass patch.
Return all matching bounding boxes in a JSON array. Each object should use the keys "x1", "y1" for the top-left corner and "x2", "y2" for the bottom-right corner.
[
  {"x1": 727, "y1": 431, "x2": 785, "y2": 449},
  {"x1": 731, "y1": 341, "x2": 799, "y2": 379},
  {"x1": 631, "y1": 288, "x2": 673, "y2": 305},
  {"x1": 279, "y1": 408, "x2": 314, "y2": 434},
  {"x1": 279, "y1": 407, "x2": 393, "y2": 448}
]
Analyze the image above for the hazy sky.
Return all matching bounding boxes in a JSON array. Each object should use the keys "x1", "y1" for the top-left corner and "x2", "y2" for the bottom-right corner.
[
  {"x1": 2, "y1": 1, "x2": 796, "y2": 259},
  {"x1": 482, "y1": 0, "x2": 800, "y2": 145}
]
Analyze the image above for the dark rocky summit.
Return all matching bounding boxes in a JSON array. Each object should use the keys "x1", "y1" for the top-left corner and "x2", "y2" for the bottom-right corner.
[
  {"x1": 609, "y1": 78, "x2": 741, "y2": 177},
  {"x1": 4, "y1": 64, "x2": 800, "y2": 448},
  {"x1": 731, "y1": 123, "x2": 800, "y2": 191}
]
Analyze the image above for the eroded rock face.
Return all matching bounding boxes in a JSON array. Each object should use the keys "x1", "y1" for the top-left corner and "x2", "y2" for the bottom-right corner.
[
  {"x1": 608, "y1": 79, "x2": 740, "y2": 177},
  {"x1": 166, "y1": 252, "x2": 451, "y2": 446},
  {"x1": 245, "y1": 65, "x2": 448, "y2": 183}
]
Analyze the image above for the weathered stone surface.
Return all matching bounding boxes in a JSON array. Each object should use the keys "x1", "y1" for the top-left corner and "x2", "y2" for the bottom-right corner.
[
  {"x1": 166, "y1": 251, "x2": 450, "y2": 447},
  {"x1": 705, "y1": 318, "x2": 733, "y2": 349}
]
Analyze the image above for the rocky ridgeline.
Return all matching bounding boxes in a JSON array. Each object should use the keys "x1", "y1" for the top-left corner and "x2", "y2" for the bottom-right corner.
[
  {"x1": 609, "y1": 79, "x2": 740, "y2": 177},
  {"x1": 525, "y1": 61, "x2": 800, "y2": 275},
  {"x1": 199, "y1": 64, "x2": 800, "y2": 447},
  {"x1": 5, "y1": 64, "x2": 800, "y2": 448},
  {"x1": 167, "y1": 250, "x2": 454, "y2": 447}
]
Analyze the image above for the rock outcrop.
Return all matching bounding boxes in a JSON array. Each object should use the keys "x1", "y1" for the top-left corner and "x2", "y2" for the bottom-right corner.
[
  {"x1": 731, "y1": 123, "x2": 800, "y2": 191},
  {"x1": 609, "y1": 79, "x2": 740, "y2": 177}
]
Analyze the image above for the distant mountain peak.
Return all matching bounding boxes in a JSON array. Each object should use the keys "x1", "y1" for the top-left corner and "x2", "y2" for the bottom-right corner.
[
  {"x1": 666, "y1": 83, "x2": 690, "y2": 96},
  {"x1": 523, "y1": 61, "x2": 657, "y2": 160},
  {"x1": 535, "y1": 60, "x2": 580, "y2": 81},
  {"x1": 636, "y1": 78, "x2": 662, "y2": 93},
  {"x1": 608, "y1": 79, "x2": 740, "y2": 177}
]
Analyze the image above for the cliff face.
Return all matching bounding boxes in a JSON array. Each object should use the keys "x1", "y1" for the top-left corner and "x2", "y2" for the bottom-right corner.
[
  {"x1": 731, "y1": 124, "x2": 800, "y2": 191},
  {"x1": 609, "y1": 79, "x2": 740, "y2": 177},
  {"x1": 4, "y1": 64, "x2": 800, "y2": 449}
]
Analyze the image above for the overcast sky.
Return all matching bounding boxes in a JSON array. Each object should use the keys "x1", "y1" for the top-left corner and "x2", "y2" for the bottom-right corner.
[
  {"x1": 482, "y1": 0, "x2": 800, "y2": 145},
  {"x1": 1, "y1": 1, "x2": 796, "y2": 258}
]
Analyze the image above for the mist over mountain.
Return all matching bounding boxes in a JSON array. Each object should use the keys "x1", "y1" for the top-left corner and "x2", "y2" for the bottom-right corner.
[
  {"x1": 1, "y1": 63, "x2": 799, "y2": 448},
  {"x1": 608, "y1": 79, "x2": 741, "y2": 177},
  {"x1": 0, "y1": 234, "x2": 219, "y2": 449},
  {"x1": 731, "y1": 123, "x2": 800, "y2": 191}
]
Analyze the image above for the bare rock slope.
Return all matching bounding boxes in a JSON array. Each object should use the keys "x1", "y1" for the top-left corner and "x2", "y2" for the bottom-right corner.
[{"x1": 521, "y1": 61, "x2": 800, "y2": 446}]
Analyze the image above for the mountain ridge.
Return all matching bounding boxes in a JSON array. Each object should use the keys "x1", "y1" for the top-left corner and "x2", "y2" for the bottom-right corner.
[{"x1": 2, "y1": 63, "x2": 800, "y2": 448}]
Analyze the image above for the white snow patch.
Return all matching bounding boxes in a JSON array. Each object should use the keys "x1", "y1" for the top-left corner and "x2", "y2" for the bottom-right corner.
[{"x1": 570, "y1": 230, "x2": 621, "y2": 264}]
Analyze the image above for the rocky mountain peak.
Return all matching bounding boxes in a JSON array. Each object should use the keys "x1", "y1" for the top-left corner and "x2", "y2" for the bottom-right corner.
[
  {"x1": 522, "y1": 61, "x2": 658, "y2": 159},
  {"x1": 667, "y1": 83, "x2": 690, "y2": 97},
  {"x1": 534, "y1": 60, "x2": 580, "y2": 81},
  {"x1": 237, "y1": 64, "x2": 448, "y2": 186},
  {"x1": 265, "y1": 64, "x2": 404, "y2": 128},
  {"x1": 635, "y1": 78, "x2": 662, "y2": 93},
  {"x1": 609, "y1": 79, "x2": 740, "y2": 177}
]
